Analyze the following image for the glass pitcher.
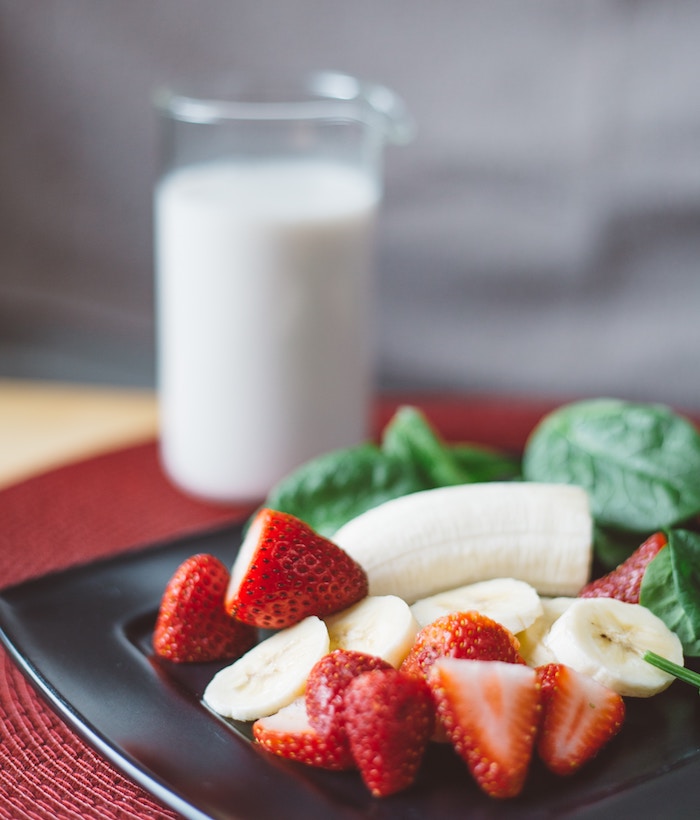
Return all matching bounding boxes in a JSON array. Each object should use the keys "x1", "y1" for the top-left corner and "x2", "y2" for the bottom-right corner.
[{"x1": 154, "y1": 71, "x2": 413, "y2": 503}]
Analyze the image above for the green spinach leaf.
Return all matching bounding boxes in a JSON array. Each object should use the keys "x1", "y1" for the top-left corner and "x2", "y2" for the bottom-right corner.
[
  {"x1": 382, "y1": 405, "x2": 520, "y2": 485},
  {"x1": 381, "y1": 405, "x2": 467, "y2": 486},
  {"x1": 451, "y1": 443, "x2": 521, "y2": 483},
  {"x1": 640, "y1": 529, "x2": 700, "y2": 656},
  {"x1": 261, "y1": 405, "x2": 519, "y2": 536},
  {"x1": 522, "y1": 398, "x2": 700, "y2": 532},
  {"x1": 263, "y1": 442, "x2": 428, "y2": 537}
]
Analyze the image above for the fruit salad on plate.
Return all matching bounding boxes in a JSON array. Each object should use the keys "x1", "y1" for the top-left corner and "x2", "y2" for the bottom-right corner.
[{"x1": 152, "y1": 399, "x2": 700, "y2": 800}]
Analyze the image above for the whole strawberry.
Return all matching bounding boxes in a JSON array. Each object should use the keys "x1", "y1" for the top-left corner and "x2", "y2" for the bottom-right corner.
[
  {"x1": 226, "y1": 508, "x2": 368, "y2": 629},
  {"x1": 344, "y1": 668, "x2": 434, "y2": 798},
  {"x1": 400, "y1": 611, "x2": 525, "y2": 682},
  {"x1": 579, "y1": 531, "x2": 667, "y2": 603},
  {"x1": 153, "y1": 553, "x2": 257, "y2": 663},
  {"x1": 305, "y1": 649, "x2": 393, "y2": 741}
]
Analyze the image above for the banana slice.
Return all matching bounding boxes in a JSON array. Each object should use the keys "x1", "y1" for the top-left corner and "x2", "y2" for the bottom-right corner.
[
  {"x1": 516, "y1": 596, "x2": 576, "y2": 667},
  {"x1": 332, "y1": 482, "x2": 592, "y2": 603},
  {"x1": 203, "y1": 615, "x2": 329, "y2": 721},
  {"x1": 542, "y1": 597, "x2": 684, "y2": 697},
  {"x1": 410, "y1": 578, "x2": 543, "y2": 633},
  {"x1": 323, "y1": 595, "x2": 420, "y2": 668}
]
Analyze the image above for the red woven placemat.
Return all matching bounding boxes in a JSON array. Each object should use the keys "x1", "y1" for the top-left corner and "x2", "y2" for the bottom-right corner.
[
  {"x1": 0, "y1": 394, "x2": 555, "y2": 819},
  {"x1": 0, "y1": 441, "x2": 251, "y2": 820}
]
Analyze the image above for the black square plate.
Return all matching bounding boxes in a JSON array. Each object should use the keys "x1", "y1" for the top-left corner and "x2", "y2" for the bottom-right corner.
[{"x1": 1, "y1": 523, "x2": 700, "y2": 819}]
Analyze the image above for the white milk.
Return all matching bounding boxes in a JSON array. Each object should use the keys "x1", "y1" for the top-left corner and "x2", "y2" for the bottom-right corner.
[{"x1": 155, "y1": 159, "x2": 379, "y2": 502}]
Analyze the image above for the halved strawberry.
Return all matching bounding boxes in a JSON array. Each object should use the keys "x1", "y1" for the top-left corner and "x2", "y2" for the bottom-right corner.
[
  {"x1": 536, "y1": 663, "x2": 625, "y2": 776},
  {"x1": 579, "y1": 531, "x2": 667, "y2": 603},
  {"x1": 344, "y1": 668, "x2": 434, "y2": 798},
  {"x1": 429, "y1": 658, "x2": 540, "y2": 799},
  {"x1": 305, "y1": 649, "x2": 393, "y2": 741},
  {"x1": 226, "y1": 508, "x2": 368, "y2": 629},
  {"x1": 153, "y1": 553, "x2": 257, "y2": 663},
  {"x1": 253, "y1": 698, "x2": 354, "y2": 771},
  {"x1": 400, "y1": 611, "x2": 525, "y2": 682}
]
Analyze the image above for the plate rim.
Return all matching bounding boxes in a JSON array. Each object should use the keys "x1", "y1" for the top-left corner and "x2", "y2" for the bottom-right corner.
[{"x1": 2, "y1": 522, "x2": 700, "y2": 820}]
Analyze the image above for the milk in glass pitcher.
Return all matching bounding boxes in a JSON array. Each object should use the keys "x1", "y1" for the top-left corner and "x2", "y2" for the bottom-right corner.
[{"x1": 154, "y1": 71, "x2": 412, "y2": 502}]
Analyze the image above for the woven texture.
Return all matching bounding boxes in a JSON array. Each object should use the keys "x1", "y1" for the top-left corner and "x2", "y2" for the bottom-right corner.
[{"x1": 0, "y1": 395, "x2": 554, "y2": 819}]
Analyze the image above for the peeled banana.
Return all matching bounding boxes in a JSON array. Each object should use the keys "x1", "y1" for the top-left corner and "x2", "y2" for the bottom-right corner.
[{"x1": 332, "y1": 482, "x2": 593, "y2": 603}]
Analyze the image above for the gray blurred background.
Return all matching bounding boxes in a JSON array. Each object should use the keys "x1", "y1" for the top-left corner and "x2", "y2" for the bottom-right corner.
[{"x1": 1, "y1": 1, "x2": 699, "y2": 408}]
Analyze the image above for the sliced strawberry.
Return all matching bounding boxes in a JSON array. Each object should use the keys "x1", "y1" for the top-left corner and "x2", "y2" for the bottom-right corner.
[
  {"x1": 305, "y1": 649, "x2": 393, "y2": 741},
  {"x1": 344, "y1": 668, "x2": 434, "y2": 798},
  {"x1": 429, "y1": 658, "x2": 540, "y2": 799},
  {"x1": 225, "y1": 508, "x2": 368, "y2": 629},
  {"x1": 153, "y1": 553, "x2": 257, "y2": 663},
  {"x1": 536, "y1": 663, "x2": 625, "y2": 776},
  {"x1": 253, "y1": 698, "x2": 354, "y2": 771},
  {"x1": 579, "y1": 531, "x2": 667, "y2": 603},
  {"x1": 400, "y1": 611, "x2": 525, "y2": 682}
]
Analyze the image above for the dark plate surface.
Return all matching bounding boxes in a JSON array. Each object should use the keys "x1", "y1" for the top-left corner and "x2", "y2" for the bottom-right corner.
[{"x1": 1, "y1": 522, "x2": 700, "y2": 820}]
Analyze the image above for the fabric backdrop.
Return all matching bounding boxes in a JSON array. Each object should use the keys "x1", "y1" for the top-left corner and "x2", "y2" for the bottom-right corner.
[{"x1": 1, "y1": 1, "x2": 699, "y2": 407}]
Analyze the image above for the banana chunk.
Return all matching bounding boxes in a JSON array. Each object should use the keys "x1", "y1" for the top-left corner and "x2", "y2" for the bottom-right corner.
[
  {"x1": 516, "y1": 596, "x2": 576, "y2": 667},
  {"x1": 542, "y1": 597, "x2": 684, "y2": 697},
  {"x1": 324, "y1": 595, "x2": 420, "y2": 668},
  {"x1": 332, "y1": 482, "x2": 593, "y2": 603},
  {"x1": 203, "y1": 616, "x2": 329, "y2": 721},
  {"x1": 410, "y1": 577, "x2": 543, "y2": 633}
]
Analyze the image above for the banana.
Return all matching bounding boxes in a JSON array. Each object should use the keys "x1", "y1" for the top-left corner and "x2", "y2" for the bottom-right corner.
[
  {"x1": 323, "y1": 595, "x2": 420, "y2": 668},
  {"x1": 516, "y1": 596, "x2": 576, "y2": 667},
  {"x1": 332, "y1": 482, "x2": 593, "y2": 603},
  {"x1": 541, "y1": 597, "x2": 684, "y2": 697},
  {"x1": 253, "y1": 696, "x2": 308, "y2": 732},
  {"x1": 410, "y1": 577, "x2": 544, "y2": 633},
  {"x1": 203, "y1": 615, "x2": 329, "y2": 721}
]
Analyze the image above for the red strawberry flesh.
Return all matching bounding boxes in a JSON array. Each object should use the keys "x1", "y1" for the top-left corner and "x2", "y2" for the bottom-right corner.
[
  {"x1": 429, "y1": 658, "x2": 540, "y2": 799},
  {"x1": 153, "y1": 553, "x2": 257, "y2": 663},
  {"x1": 226, "y1": 508, "x2": 368, "y2": 629},
  {"x1": 579, "y1": 531, "x2": 667, "y2": 603},
  {"x1": 536, "y1": 663, "x2": 625, "y2": 776}
]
